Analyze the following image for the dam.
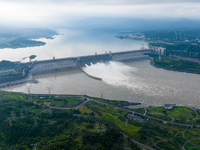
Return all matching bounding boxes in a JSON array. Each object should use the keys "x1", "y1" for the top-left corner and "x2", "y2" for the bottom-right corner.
[
  {"x1": 0, "y1": 49, "x2": 152, "y2": 87},
  {"x1": 27, "y1": 49, "x2": 150, "y2": 75}
]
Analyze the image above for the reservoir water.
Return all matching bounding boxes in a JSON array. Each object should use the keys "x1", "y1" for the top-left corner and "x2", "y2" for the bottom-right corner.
[{"x1": 2, "y1": 29, "x2": 200, "y2": 108}]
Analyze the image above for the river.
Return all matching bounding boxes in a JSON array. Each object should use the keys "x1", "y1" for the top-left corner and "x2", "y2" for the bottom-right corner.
[{"x1": 2, "y1": 29, "x2": 200, "y2": 108}]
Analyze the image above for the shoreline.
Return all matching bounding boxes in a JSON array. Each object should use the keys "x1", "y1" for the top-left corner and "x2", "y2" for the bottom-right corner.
[{"x1": 149, "y1": 57, "x2": 200, "y2": 75}]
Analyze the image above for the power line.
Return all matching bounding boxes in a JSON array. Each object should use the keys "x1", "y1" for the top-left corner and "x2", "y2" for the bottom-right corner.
[
  {"x1": 49, "y1": 109, "x2": 53, "y2": 114},
  {"x1": 11, "y1": 111, "x2": 16, "y2": 120},
  {"x1": 95, "y1": 124, "x2": 100, "y2": 132},
  {"x1": 19, "y1": 111, "x2": 24, "y2": 118},
  {"x1": 101, "y1": 93, "x2": 103, "y2": 101},
  {"x1": 7, "y1": 117, "x2": 12, "y2": 126},
  {"x1": 25, "y1": 85, "x2": 32, "y2": 101},
  {"x1": 33, "y1": 117, "x2": 38, "y2": 127},
  {"x1": 125, "y1": 119, "x2": 128, "y2": 126},
  {"x1": 30, "y1": 143, "x2": 38, "y2": 150},
  {"x1": 102, "y1": 124, "x2": 106, "y2": 132},
  {"x1": 46, "y1": 86, "x2": 52, "y2": 98}
]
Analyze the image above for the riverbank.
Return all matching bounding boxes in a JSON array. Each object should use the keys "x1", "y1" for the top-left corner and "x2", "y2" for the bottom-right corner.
[{"x1": 149, "y1": 55, "x2": 200, "y2": 75}]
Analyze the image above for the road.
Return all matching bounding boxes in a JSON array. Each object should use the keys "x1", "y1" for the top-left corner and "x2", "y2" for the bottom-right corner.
[
  {"x1": 120, "y1": 132, "x2": 156, "y2": 150},
  {"x1": 0, "y1": 73, "x2": 37, "y2": 88},
  {"x1": 50, "y1": 97, "x2": 195, "y2": 127},
  {"x1": 49, "y1": 99, "x2": 89, "y2": 110},
  {"x1": 49, "y1": 97, "x2": 200, "y2": 149},
  {"x1": 88, "y1": 98, "x2": 194, "y2": 128}
]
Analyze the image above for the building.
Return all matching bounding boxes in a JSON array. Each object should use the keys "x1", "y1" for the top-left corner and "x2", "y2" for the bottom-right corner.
[
  {"x1": 163, "y1": 104, "x2": 176, "y2": 109},
  {"x1": 120, "y1": 102, "x2": 141, "y2": 106},
  {"x1": 127, "y1": 114, "x2": 146, "y2": 123},
  {"x1": 0, "y1": 69, "x2": 15, "y2": 75},
  {"x1": 150, "y1": 47, "x2": 166, "y2": 56}
]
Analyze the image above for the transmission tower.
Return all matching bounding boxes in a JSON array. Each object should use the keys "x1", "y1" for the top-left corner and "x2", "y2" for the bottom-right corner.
[
  {"x1": 7, "y1": 118, "x2": 12, "y2": 126},
  {"x1": 101, "y1": 93, "x2": 103, "y2": 101},
  {"x1": 31, "y1": 143, "x2": 38, "y2": 150},
  {"x1": 49, "y1": 109, "x2": 53, "y2": 114},
  {"x1": 33, "y1": 117, "x2": 38, "y2": 127},
  {"x1": 25, "y1": 85, "x2": 32, "y2": 101},
  {"x1": 125, "y1": 119, "x2": 128, "y2": 126},
  {"x1": 19, "y1": 111, "x2": 24, "y2": 118},
  {"x1": 11, "y1": 111, "x2": 16, "y2": 120},
  {"x1": 95, "y1": 124, "x2": 100, "y2": 132},
  {"x1": 46, "y1": 86, "x2": 52, "y2": 98},
  {"x1": 80, "y1": 92, "x2": 85, "y2": 109},
  {"x1": 102, "y1": 124, "x2": 106, "y2": 132},
  {"x1": 42, "y1": 105, "x2": 46, "y2": 110},
  {"x1": 82, "y1": 99, "x2": 85, "y2": 109}
]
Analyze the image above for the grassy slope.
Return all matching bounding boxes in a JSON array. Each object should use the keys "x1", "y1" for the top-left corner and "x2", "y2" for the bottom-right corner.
[
  {"x1": 0, "y1": 92, "x2": 139, "y2": 150},
  {"x1": 1, "y1": 91, "x2": 200, "y2": 149},
  {"x1": 147, "y1": 106, "x2": 197, "y2": 124},
  {"x1": 37, "y1": 97, "x2": 83, "y2": 107}
]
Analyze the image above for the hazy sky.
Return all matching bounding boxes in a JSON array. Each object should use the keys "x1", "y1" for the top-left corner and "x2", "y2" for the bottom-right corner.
[{"x1": 1, "y1": 0, "x2": 200, "y2": 27}]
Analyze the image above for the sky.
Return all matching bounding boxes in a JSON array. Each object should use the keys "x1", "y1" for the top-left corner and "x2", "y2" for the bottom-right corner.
[{"x1": 0, "y1": 0, "x2": 200, "y2": 28}]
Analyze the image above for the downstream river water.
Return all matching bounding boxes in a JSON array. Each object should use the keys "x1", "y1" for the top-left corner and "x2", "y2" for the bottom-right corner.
[{"x1": 2, "y1": 29, "x2": 200, "y2": 108}]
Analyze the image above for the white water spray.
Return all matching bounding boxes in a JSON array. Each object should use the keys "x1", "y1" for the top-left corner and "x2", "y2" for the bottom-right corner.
[{"x1": 82, "y1": 61, "x2": 145, "y2": 90}]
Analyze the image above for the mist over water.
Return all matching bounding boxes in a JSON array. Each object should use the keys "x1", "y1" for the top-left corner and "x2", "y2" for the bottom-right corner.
[{"x1": 83, "y1": 61, "x2": 144, "y2": 90}]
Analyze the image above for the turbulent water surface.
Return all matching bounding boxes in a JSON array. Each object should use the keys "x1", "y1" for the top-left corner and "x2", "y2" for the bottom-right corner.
[{"x1": 2, "y1": 30, "x2": 200, "y2": 108}]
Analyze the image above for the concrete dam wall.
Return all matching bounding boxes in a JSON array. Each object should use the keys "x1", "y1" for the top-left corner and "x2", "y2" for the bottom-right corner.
[
  {"x1": 26, "y1": 49, "x2": 150, "y2": 76},
  {"x1": 0, "y1": 49, "x2": 151, "y2": 88}
]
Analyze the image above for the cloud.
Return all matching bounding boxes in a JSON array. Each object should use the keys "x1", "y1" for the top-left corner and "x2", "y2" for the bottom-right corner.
[
  {"x1": 1, "y1": 0, "x2": 200, "y2": 5},
  {"x1": 0, "y1": 1, "x2": 200, "y2": 27}
]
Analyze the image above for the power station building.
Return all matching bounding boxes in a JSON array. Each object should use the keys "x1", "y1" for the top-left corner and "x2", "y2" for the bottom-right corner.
[{"x1": 150, "y1": 47, "x2": 166, "y2": 56}]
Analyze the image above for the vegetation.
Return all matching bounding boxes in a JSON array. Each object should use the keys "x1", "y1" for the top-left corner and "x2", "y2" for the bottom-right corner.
[
  {"x1": 143, "y1": 29, "x2": 200, "y2": 42},
  {"x1": 29, "y1": 55, "x2": 37, "y2": 60},
  {"x1": 0, "y1": 92, "x2": 140, "y2": 150},
  {"x1": 140, "y1": 29, "x2": 200, "y2": 74},
  {"x1": 148, "y1": 54, "x2": 200, "y2": 74},
  {"x1": 149, "y1": 42, "x2": 200, "y2": 59},
  {"x1": 185, "y1": 128, "x2": 200, "y2": 140},
  {"x1": 0, "y1": 37, "x2": 46, "y2": 49},
  {"x1": 184, "y1": 142, "x2": 200, "y2": 150},
  {"x1": 0, "y1": 60, "x2": 16, "y2": 70},
  {"x1": 147, "y1": 106, "x2": 197, "y2": 124},
  {"x1": 36, "y1": 96, "x2": 83, "y2": 107},
  {"x1": 0, "y1": 60, "x2": 30, "y2": 84},
  {"x1": 190, "y1": 139, "x2": 200, "y2": 147},
  {"x1": 156, "y1": 132, "x2": 186, "y2": 150},
  {"x1": 0, "y1": 28, "x2": 58, "y2": 49},
  {"x1": 133, "y1": 119, "x2": 188, "y2": 147},
  {"x1": 1, "y1": 91, "x2": 200, "y2": 149},
  {"x1": 118, "y1": 28, "x2": 200, "y2": 43},
  {"x1": 86, "y1": 95, "x2": 129, "y2": 107}
]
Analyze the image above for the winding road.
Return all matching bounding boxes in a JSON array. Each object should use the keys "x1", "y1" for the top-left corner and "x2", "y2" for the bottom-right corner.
[{"x1": 48, "y1": 97, "x2": 200, "y2": 150}]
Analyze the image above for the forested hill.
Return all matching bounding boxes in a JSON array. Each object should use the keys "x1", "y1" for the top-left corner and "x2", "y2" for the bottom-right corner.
[
  {"x1": 0, "y1": 27, "x2": 58, "y2": 49},
  {"x1": 0, "y1": 92, "x2": 139, "y2": 150}
]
